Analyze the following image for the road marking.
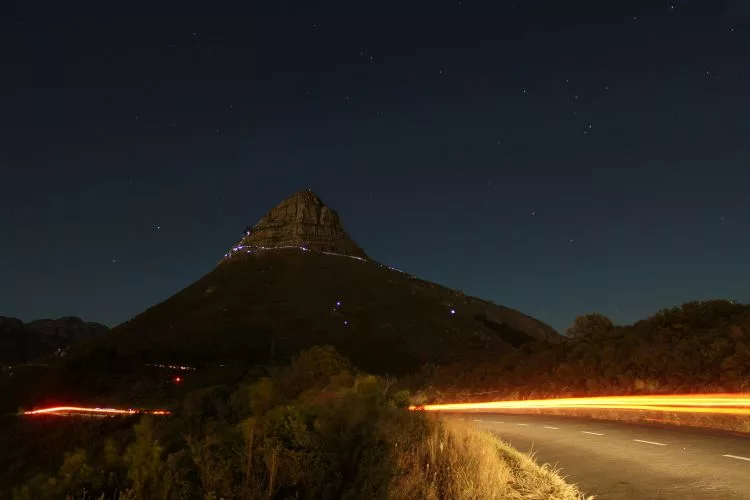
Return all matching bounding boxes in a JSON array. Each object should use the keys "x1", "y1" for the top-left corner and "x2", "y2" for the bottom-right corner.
[
  {"x1": 723, "y1": 454, "x2": 750, "y2": 462},
  {"x1": 634, "y1": 439, "x2": 667, "y2": 446},
  {"x1": 544, "y1": 426, "x2": 559, "y2": 429},
  {"x1": 472, "y1": 419, "x2": 484, "y2": 422},
  {"x1": 516, "y1": 423, "x2": 529, "y2": 426},
  {"x1": 491, "y1": 421, "x2": 505, "y2": 424},
  {"x1": 581, "y1": 431, "x2": 604, "y2": 436}
]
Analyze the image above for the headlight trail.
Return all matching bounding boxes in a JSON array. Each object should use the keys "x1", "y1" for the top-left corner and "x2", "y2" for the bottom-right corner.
[
  {"x1": 22, "y1": 406, "x2": 171, "y2": 417},
  {"x1": 409, "y1": 393, "x2": 750, "y2": 415}
]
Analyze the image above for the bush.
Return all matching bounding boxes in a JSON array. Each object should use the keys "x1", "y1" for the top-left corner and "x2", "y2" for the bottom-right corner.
[
  {"x1": 8, "y1": 346, "x2": 589, "y2": 499},
  {"x1": 565, "y1": 313, "x2": 614, "y2": 339}
]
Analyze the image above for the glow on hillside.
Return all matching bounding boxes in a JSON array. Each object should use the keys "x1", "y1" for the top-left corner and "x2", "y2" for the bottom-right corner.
[
  {"x1": 409, "y1": 394, "x2": 750, "y2": 415},
  {"x1": 222, "y1": 243, "x2": 418, "y2": 278},
  {"x1": 23, "y1": 406, "x2": 171, "y2": 417}
]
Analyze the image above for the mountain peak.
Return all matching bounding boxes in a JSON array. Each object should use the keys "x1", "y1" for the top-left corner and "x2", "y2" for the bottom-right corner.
[{"x1": 224, "y1": 190, "x2": 367, "y2": 260}]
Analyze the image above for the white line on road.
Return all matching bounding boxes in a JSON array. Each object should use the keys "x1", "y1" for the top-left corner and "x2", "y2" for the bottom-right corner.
[
  {"x1": 633, "y1": 439, "x2": 667, "y2": 446},
  {"x1": 581, "y1": 431, "x2": 604, "y2": 436},
  {"x1": 491, "y1": 421, "x2": 505, "y2": 424},
  {"x1": 544, "y1": 426, "x2": 559, "y2": 429},
  {"x1": 723, "y1": 454, "x2": 750, "y2": 462},
  {"x1": 472, "y1": 419, "x2": 484, "y2": 422},
  {"x1": 516, "y1": 423, "x2": 529, "y2": 426}
]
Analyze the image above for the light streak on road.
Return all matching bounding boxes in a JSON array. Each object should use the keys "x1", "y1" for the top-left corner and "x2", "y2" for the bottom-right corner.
[
  {"x1": 22, "y1": 406, "x2": 171, "y2": 417},
  {"x1": 409, "y1": 393, "x2": 750, "y2": 415}
]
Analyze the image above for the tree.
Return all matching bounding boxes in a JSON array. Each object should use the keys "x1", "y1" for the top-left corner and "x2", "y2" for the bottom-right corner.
[{"x1": 565, "y1": 313, "x2": 614, "y2": 339}]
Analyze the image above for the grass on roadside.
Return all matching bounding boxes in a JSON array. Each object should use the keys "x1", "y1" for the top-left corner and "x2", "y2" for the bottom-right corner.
[{"x1": 389, "y1": 418, "x2": 592, "y2": 500}]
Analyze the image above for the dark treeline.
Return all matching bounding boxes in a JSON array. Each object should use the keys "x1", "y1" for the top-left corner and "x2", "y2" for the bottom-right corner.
[{"x1": 410, "y1": 300, "x2": 750, "y2": 401}]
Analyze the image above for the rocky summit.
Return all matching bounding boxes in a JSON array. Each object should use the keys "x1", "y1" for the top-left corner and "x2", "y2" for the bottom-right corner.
[{"x1": 224, "y1": 189, "x2": 367, "y2": 260}]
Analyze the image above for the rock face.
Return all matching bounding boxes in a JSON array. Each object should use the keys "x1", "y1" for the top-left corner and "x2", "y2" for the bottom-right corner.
[
  {"x1": 224, "y1": 189, "x2": 367, "y2": 260},
  {"x1": 24, "y1": 317, "x2": 109, "y2": 343},
  {"x1": 0, "y1": 316, "x2": 109, "y2": 365}
]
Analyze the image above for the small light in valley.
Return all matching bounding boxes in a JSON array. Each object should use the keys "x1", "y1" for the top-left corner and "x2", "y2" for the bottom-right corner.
[
  {"x1": 450, "y1": 309, "x2": 456, "y2": 315},
  {"x1": 344, "y1": 320, "x2": 349, "y2": 326}
]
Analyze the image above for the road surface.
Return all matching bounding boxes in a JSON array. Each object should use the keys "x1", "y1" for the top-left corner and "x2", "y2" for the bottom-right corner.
[{"x1": 451, "y1": 412, "x2": 750, "y2": 499}]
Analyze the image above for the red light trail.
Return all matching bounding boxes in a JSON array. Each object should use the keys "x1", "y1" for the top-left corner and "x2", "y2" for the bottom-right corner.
[
  {"x1": 22, "y1": 406, "x2": 171, "y2": 417},
  {"x1": 409, "y1": 393, "x2": 750, "y2": 415}
]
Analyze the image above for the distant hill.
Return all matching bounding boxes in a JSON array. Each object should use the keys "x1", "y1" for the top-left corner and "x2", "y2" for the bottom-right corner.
[
  {"x1": 414, "y1": 299, "x2": 750, "y2": 399},
  {"x1": 63, "y1": 190, "x2": 558, "y2": 389},
  {"x1": 0, "y1": 316, "x2": 109, "y2": 365}
]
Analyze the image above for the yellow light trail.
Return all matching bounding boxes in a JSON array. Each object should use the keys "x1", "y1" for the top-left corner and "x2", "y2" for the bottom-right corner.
[
  {"x1": 23, "y1": 406, "x2": 171, "y2": 417},
  {"x1": 409, "y1": 393, "x2": 750, "y2": 415}
]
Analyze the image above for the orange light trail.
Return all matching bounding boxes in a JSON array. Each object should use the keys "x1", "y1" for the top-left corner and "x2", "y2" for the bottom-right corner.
[
  {"x1": 409, "y1": 393, "x2": 750, "y2": 415},
  {"x1": 23, "y1": 406, "x2": 171, "y2": 417}
]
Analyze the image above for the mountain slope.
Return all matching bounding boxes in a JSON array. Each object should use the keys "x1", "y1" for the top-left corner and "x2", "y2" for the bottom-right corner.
[{"x1": 93, "y1": 248, "x2": 558, "y2": 375}]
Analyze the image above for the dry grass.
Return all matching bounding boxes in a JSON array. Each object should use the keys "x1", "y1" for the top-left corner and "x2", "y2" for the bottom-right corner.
[{"x1": 388, "y1": 417, "x2": 592, "y2": 500}]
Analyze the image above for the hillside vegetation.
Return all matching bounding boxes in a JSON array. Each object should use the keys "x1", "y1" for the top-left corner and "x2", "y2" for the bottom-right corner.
[
  {"x1": 412, "y1": 300, "x2": 750, "y2": 401},
  {"x1": 59, "y1": 250, "x2": 556, "y2": 386},
  {"x1": 4, "y1": 347, "x2": 588, "y2": 500}
]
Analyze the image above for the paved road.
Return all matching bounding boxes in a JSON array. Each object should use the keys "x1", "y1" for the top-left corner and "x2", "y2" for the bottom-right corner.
[{"x1": 450, "y1": 412, "x2": 750, "y2": 499}]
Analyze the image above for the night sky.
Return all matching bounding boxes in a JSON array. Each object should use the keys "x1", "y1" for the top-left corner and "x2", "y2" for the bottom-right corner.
[{"x1": 2, "y1": 1, "x2": 749, "y2": 333}]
